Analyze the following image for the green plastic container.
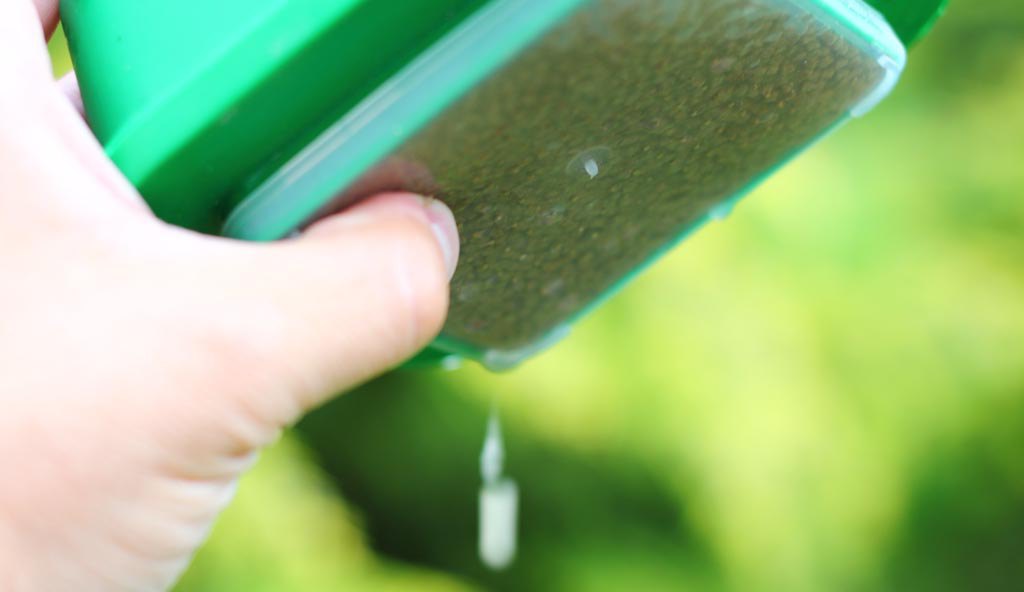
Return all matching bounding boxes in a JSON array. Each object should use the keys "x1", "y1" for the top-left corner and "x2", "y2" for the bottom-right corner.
[{"x1": 62, "y1": 0, "x2": 945, "y2": 369}]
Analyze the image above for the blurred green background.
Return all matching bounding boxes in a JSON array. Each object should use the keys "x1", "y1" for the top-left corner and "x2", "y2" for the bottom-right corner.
[{"x1": 49, "y1": 1, "x2": 1024, "y2": 590}]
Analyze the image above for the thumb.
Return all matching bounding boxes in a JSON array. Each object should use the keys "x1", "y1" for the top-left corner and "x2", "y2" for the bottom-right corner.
[{"x1": 197, "y1": 192, "x2": 459, "y2": 439}]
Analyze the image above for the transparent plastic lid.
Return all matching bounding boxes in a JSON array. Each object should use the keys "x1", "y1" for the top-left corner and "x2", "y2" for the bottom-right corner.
[{"x1": 224, "y1": 0, "x2": 905, "y2": 368}]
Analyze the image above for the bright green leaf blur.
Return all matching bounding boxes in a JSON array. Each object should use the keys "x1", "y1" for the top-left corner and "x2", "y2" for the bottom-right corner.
[{"x1": 48, "y1": 2, "x2": 1024, "y2": 590}]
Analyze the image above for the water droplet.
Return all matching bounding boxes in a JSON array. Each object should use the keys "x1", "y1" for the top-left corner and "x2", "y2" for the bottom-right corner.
[
  {"x1": 566, "y1": 146, "x2": 612, "y2": 180},
  {"x1": 440, "y1": 355, "x2": 462, "y2": 371},
  {"x1": 480, "y1": 411, "x2": 504, "y2": 484},
  {"x1": 542, "y1": 278, "x2": 566, "y2": 297},
  {"x1": 541, "y1": 204, "x2": 567, "y2": 225},
  {"x1": 481, "y1": 324, "x2": 570, "y2": 371},
  {"x1": 711, "y1": 57, "x2": 738, "y2": 74},
  {"x1": 479, "y1": 479, "x2": 517, "y2": 571},
  {"x1": 479, "y1": 409, "x2": 518, "y2": 571},
  {"x1": 708, "y1": 201, "x2": 736, "y2": 221},
  {"x1": 457, "y1": 282, "x2": 481, "y2": 303}
]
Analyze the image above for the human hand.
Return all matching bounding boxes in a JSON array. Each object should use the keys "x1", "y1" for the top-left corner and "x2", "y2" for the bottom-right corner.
[{"x1": 0, "y1": 1, "x2": 459, "y2": 590}]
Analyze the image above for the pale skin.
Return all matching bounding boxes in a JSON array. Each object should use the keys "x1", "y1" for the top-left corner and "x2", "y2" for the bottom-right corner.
[{"x1": 0, "y1": 1, "x2": 461, "y2": 589}]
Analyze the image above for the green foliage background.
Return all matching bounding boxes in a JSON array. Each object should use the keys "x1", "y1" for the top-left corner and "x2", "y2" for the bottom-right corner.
[{"x1": 49, "y1": 1, "x2": 1024, "y2": 589}]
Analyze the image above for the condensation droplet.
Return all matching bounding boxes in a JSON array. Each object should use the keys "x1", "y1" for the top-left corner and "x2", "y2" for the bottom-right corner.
[
  {"x1": 542, "y1": 278, "x2": 566, "y2": 297},
  {"x1": 541, "y1": 204, "x2": 567, "y2": 225},
  {"x1": 711, "y1": 57, "x2": 738, "y2": 74},
  {"x1": 709, "y1": 200, "x2": 736, "y2": 221},
  {"x1": 457, "y1": 282, "x2": 481, "y2": 303},
  {"x1": 566, "y1": 146, "x2": 612, "y2": 180}
]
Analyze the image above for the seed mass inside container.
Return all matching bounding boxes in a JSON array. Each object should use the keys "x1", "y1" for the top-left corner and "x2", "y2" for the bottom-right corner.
[{"x1": 391, "y1": 0, "x2": 884, "y2": 354}]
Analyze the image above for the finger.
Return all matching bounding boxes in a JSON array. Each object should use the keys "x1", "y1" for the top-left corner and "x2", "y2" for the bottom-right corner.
[
  {"x1": 0, "y1": 1, "x2": 54, "y2": 84},
  {"x1": 32, "y1": 0, "x2": 60, "y2": 40},
  {"x1": 58, "y1": 71, "x2": 85, "y2": 118},
  {"x1": 302, "y1": 157, "x2": 438, "y2": 227},
  {"x1": 0, "y1": 7, "x2": 149, "y2": 217},
  {"x1": 0, "y1": 83, "x2": 152, "y2": 218},
  {"x1": 39, "y1": 78, "x2": 150, "y2": 213},
  {"x1": 202, "y1": 193, "x2": 459, "y2": 435}
]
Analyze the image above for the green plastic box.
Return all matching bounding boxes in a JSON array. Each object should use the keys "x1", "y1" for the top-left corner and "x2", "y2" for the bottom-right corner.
[{"x1": 62, "y1": 0, "x2": 945, "y2": 369}]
